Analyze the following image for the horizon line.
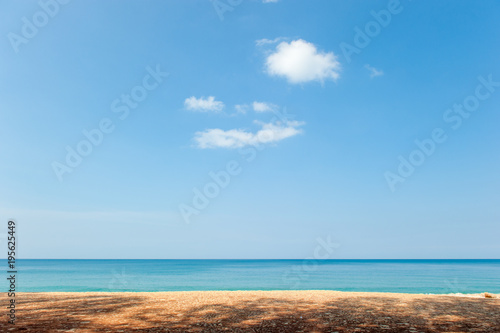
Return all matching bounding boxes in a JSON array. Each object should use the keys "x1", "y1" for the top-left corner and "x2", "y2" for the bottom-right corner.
[{"x1": 7, "y1": 258, "x2": 500, "y2": 260}]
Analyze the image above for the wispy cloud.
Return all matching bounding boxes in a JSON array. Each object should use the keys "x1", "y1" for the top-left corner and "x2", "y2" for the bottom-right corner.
[
  {"x1": 232, "y1": 102, "x2": 278, "y2": 114},
  {"x1": 262, "y1": 0, "x2": 280, "y2": 3},
  {"x1": 265, "y1": 39, "x2": 341, "y2": 84},
  {"x1": 184, "y1": 96, "x2": 224, "y2": 112},
  {"x1": 234, "y1": 104, "x2": 249, "y2": 114},
  {"x1": 256, "y1": 37, "x2": 285, "y2": 47},
  {"x1": 365, "y1": 64, "x2": 384, "y2": 78},
  {"x1": 253, "y1": 101, "x2": 278, "y2": 112},
  {"x1": 194, "y1": 120, "x2": 304, "y2": 149}
]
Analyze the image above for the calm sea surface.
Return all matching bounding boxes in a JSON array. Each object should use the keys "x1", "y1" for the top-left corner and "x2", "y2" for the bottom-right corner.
[{"x1": 3, "y1": 259, "x2": 499, "y2": 293}]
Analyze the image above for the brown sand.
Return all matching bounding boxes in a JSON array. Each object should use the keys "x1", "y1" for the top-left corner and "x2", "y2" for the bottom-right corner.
[{"x1": 1, "y1": 291, "x2": 499, "y2": 332}]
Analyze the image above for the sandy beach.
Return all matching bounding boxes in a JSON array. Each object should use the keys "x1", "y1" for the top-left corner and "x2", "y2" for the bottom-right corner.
[{"x1": 2, "y1": 291, "x2": 499, "y2": 332}]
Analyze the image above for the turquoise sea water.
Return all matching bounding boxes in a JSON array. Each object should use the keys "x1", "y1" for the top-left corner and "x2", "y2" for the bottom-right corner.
[{"x1": 3, "y1": 259, "x2": 499, "y2": 293}]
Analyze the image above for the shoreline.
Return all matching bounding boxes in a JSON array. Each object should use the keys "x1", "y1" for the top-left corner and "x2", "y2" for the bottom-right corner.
[
  {"x1": 15, "y1": 290, "x2": 500, "y2": 297},
  {"x1": 3, "y1": 290, "x2": 499, "y2": 332}
]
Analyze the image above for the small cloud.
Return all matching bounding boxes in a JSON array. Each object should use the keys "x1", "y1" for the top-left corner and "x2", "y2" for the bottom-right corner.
[
  {"x1": 263, "y1": 0, "x2": 280, "y2": 3},
  {"x1": 253, "y1": 101, "x2": 278, "y2": 113},
  {"x1": 194, "y1": 120, "x2": 304, "y2": 149},
  {"x1": 256, "y1": 37, "x2": 286, "y2": 47},
  {"x1": 235, "y1": 104, "x2": 249, "y2": 114},
  {"x1": 265, "y1": 39, "x2": 341, "y2": 84},
  {"x1": 184, "y1": 96, "x2": 224, "y2": 112},
  {"x1": 365, "y1": 64, "x2": 384, "y2": 78}
]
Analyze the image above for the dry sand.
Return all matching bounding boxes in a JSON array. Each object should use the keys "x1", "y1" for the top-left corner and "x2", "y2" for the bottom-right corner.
[{"x1": 1, "y1": 291, "x2": 499, "y2": 332}]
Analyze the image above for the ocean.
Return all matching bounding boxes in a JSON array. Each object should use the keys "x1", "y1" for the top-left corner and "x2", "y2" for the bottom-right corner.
[{"x1": 3, "y1": 259, "x2": 500, "y2": 293}]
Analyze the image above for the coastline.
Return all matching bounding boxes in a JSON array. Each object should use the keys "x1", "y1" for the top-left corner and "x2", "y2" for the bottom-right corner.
[
  {"x1": 3, "y1": 290, "x2": 499, "y2": 332},
  {"x1": 13, "y1": 290, "x2": 499, "y2": 297}
]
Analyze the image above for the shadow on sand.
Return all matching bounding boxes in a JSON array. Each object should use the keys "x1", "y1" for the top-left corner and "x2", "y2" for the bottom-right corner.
[{"x1": 2, "y1": 292, "x2": 499, "y2": 332}]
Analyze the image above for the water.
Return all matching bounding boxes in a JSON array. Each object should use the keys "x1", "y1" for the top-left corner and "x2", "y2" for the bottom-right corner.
[{"x1": 3, "y1": 259, "x2": 499, "y2": 293}]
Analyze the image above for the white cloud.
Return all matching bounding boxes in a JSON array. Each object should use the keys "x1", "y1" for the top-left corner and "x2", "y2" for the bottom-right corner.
[
  {"x1": 265, "y1": 39, "x2": 341, "y2": 84},
  {"x1": 194, "y1": 120, "x2": 304, "y2": 149},
  {"x1": 263, "y1": 0, "x2": 279, "y2": 3},
  {"x1": 253, "y1": 101, "x2": 277, "y2": 112},
  {"x1": 184, "y1": 96, "x2": 224, "y2": 112},
  {"x1": 256, "y1": 37, "x2": 285, "y2": 47},
  {"x1": 365, "y1": 64, "x2": 384, "y2": 78},
  {"x1": 235, "y1": 104, "x2": 249, "y2": 114}
]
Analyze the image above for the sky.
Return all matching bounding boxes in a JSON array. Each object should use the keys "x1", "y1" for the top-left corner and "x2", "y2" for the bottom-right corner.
[{"x1": 0, "y1": 0, "x2": 499, "y2": 259}]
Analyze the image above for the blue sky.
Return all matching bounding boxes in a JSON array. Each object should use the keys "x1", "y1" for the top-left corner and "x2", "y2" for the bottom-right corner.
[{"x1": 0, "y1": 0, "x2": 499, "y2": 259}]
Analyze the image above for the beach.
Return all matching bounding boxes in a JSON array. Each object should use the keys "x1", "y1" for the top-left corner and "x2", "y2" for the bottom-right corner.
[{"x1": 2, "y1": 291, "x2": 499, "y2": 332}]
